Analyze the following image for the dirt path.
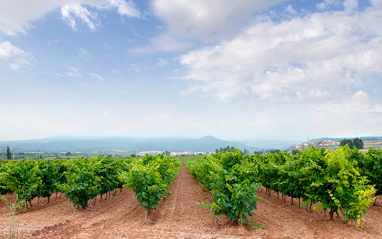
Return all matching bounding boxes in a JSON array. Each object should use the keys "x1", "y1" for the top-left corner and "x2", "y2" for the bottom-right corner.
[{"x1": 1, "y1": 162, "x2": 382, "y2": 238}]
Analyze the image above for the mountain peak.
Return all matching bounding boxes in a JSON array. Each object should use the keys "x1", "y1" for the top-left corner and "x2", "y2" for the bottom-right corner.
[{"x1": 199, "y1": 135, "x2": 219, "y2": 140}]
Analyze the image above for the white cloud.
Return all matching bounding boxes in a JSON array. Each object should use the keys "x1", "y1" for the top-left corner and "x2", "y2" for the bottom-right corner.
[
  {"x1": 61, "y1": 4, "x2": 100, "y2": 30},
  {"x1": 0, "y1": 41, "x2": 33, "y2": 69},
  {"x1": 370, "y1": 0, "x2": 382, "y2": 10},
  {"x1": 344, "y1": 0, "x2": 358, "y2": 12},
  {"x1": 151, "y1": 0, "x2": 287, "y2": 41},
  {"x1": 111, "y1": 69, "x2": 120, "y2": 74},
  {"x1": 134, "y1": 34, "x2": 193, "y2": 53},
  {"x1": 106, "y1": 0, "x2": 141, "y2": 18},
  {"x1": 285, "y1": 5, "x2": 298, "y2": 15},
  {"x1": 0, "y1": 0, "x2": 100, "y2": 35},
  {"x1": 179, "y1": 7, "x2": 382, "y2": 102},
  {"x1": 316, "y1": 0, "x2": 340, "y2": 11},
  {"x1": 78, "y1": 47, "x2": 91, "y2": 57},
  {"x1": 66, "y1": 67, "x2": 80, "y2": 77},
  {"x1": 90, "y1": 72, "x2": 105, "y2": 81},
  {"x1": 0, "y1": 0, "x2": 141, "y2": 35},
  {"x1": 130, "y1": 63, "x2": 142, "y2": 72},
  {"x1": 104, "y1": 43, "x2": 113, "y2": 49},
  {"x1": 47, "y1": 39, "x2": 60, "y2": 47},
  {"x1": 157, "y1": 58, "x2": 168, "y2": 67},
  {"x1": 309, "y1": 90, "x2": 382, "y2": 135}
]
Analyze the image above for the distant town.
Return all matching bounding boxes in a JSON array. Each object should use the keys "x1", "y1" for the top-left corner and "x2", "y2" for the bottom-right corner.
[{"x1": 293, "y1": 140, "x2": 340, "y2": 151}]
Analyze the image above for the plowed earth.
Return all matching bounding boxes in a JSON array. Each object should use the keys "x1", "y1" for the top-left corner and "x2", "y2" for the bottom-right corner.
[{"x1": 1, "y1": 162, "x2": 382, "y2": 238}]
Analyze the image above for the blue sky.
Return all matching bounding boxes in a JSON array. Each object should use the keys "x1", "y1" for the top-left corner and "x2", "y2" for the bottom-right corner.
[{"x1": 1, "y1": 0, "x2": 382, "y2": 141}]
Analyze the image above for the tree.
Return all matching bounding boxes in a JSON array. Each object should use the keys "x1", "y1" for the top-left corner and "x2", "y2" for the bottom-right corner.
[
  {"x1": 340, "y1": 139, "x2": 353, "y2": 149},
  {"x1": 215, "y1": 146, "x2": 236, "y2": 153},
  {"x1": 353, "y1": 138, "x2": 364, "y2": 149},
  {"x1": 6, "y1": 146, "x2": 11, "y2": 160},
  {"x1": 267, "y1": 149, "x2": 281, "y2": 154},
  {"x1": 291, "y1": 149, "x2": 300, "y2": 155}
]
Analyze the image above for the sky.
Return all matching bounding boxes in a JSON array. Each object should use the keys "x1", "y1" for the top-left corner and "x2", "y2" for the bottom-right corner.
[{"x1": 0, "y1": 0, "x2": 382, "y2": 141}]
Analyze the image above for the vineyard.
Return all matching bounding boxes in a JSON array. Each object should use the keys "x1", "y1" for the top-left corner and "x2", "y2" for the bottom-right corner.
[
  {"x1": 0, "y1": 154, "x2": 180, "y2": 221},
  {"x1": 185, "y1": 146, "x2": 382, "y2": 227},
  {"x1": 1, "y1": 147, "x2": 382, "y2": 238}
]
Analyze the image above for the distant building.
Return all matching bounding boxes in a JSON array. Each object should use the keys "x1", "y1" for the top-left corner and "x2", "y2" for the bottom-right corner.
[
  {"x1": 170, "y1": 151, "x2": 209, "y2": 156},
  {"x1": 135, "y1": 151, "x2": 210, "y2": 156},
  {"x1": 317, "y1": 140, "x2": 340, "y2": 147}
]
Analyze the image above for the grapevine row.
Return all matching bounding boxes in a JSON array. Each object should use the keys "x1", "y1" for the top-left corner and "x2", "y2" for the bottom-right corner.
[
  {"x1": 185, "y1": 150, "x2": 261, "y2": 225},
  {"x1": 186, "y1": 146, "x2": 382, "y2": 226},
  {"x1": 0, "y1": 154, "x2": 180, "y2": 221}
]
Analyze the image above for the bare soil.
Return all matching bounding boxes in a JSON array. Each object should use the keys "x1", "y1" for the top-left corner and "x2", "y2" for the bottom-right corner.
[{"x1": 1, "y1": 162, "x2": 382, "y2": 238}]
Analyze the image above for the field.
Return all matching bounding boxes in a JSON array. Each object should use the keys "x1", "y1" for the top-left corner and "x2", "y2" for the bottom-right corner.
[
  {"x1": 364, "y1": 140, "x2": 382, "y2": 150},
  {"x1": 1, "y1": 161, "x2": 382, "y2": 239}
]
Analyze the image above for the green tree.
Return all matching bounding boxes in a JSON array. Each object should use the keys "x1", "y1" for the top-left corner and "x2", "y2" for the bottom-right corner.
[
  {"x1": 291, "y1": 149, "x2": 300, "y2": 155},
  {"x1": 340, "y1": 139, "x2": 353, "y2": 149},
  {"x1": 353, "y1": 138, "x2": 364, "y2": 149},
  {"x1": 6, "y1": 146, "x2": 11, "y2": 160},
  {"x1": 215, "y1": 146, "x2": 236, "y2": 153},
  {"x1": 267, "y1": 149, "x2": 281, "y2": 154}
]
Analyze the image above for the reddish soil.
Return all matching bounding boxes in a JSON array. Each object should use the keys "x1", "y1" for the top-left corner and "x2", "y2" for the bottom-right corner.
[{"x1": 1, "y1": 163, "x2": 382, "y2": 238}]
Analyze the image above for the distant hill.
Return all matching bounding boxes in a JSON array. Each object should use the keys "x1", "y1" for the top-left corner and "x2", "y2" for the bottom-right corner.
[
  {"x1": 0, "y1": 136, "x2": 247, "y2": 154},
  {"x1": 8, "y1": 135, "x2": 379, "y2": 154}
]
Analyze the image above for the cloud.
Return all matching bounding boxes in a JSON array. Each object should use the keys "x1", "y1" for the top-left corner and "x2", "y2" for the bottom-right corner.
[
  {"x1": 179, "y1": 6, "x2": 382, "y2": 102},
  {"x1": 316, "y1": 0, "x2": 340, "y2": 11},
  {"x1": 157, "y1": 58, "x2": 168, "y2": 67},
  {"x1": 66, "y1": 67, "x2": 80, "y2": 77},
  {"x1": 47, "y1": 39, "x2": 60, "y2": 47},
  {"x1": 308, "y1": 90, "x2": 382, "y2": 136},
  {"x1": 0, "y1": 41, "x2": 33, "y2": 69},
  {"x1": 90, "y1": 72, "x2": 104, "y2": 81},
  {"x1": 0, "y1": 0, "x2": 141, "y2": 35},
  {"x1": 61, "y1": 4, "x2": 100, "y2": 30},
  {"x1": 130, "y1": 63, "x2": 142, "y2": 72},
  {"x1": 78, "y1": 47, "x2": 91, "y2": 57},
  {"x1": 0, "y1": 0, "x2": 98, "y2": 35},
  {"x1": 370, "y1": 0, "x2": 382, "y2": 10},
  {"x1": 151, "y1": 0, "x2": 287, "y2": 41},
  {"x1": 103, "y1": 43, "x2": 113, "y2": 49},
  {"x1": 343, "y1": 0, "x2": 358, "y2": 12},
  {"x1": 285, "y1": 4, "x2": 298, "y2": 15},
  {"x1": 134, "y1": 34, "x2": 193, "y2": 53},
  {"x1": 111, "y1": 69, "x2": 120, "y2": 74},
  {"x1": 106, "y1": 0, "x2": 141, "y2": 18}
]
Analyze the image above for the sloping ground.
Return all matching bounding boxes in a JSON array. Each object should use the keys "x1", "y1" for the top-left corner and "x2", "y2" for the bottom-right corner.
[
  {"x1": 1, "y1": 163, "x2": 382, "y2": 238},
  {"x1": 364, "y1": 140, "x2": 382, "y2": 149}
]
